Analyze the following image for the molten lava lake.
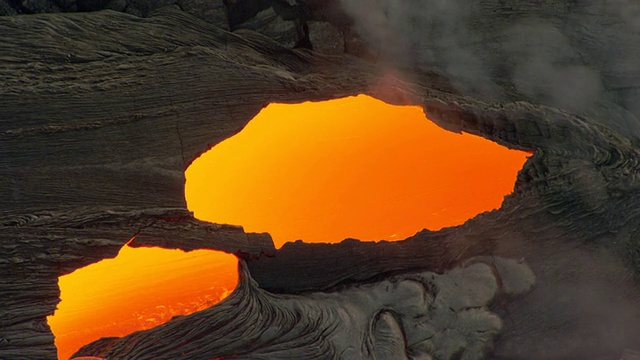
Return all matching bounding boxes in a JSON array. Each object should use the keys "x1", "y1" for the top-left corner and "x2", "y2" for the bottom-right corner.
[
  {"x1": 50, "y1": 94, "x2": 529, "y2": 359},
  {"x1": 48, "y1": 245, "x2": 237, "y2": 360},
  {"x1": 186, "y1": 94, "x2": 530, "y2": 247}
]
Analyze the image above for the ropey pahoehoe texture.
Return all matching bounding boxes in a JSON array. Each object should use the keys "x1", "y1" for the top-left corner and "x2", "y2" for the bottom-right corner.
[{"x1": 2, "y1": 2, "x2": 640, "y2": 359}]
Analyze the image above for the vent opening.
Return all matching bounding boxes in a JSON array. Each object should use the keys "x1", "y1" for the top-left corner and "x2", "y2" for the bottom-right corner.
[
  {"x1": 185, "y1": 95, "x2": 530, "y2": 248},
  {"x1": 47, "y1": 242, "x2": 238, "y2": 360},
  {"x1": 50, "y1": 94, "x2": 528, "y2": 359}
]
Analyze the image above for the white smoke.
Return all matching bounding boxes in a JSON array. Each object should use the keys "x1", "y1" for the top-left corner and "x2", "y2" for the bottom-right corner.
[
  {"x1": 338, "y1": 0, "x2": 640, "y2": 137},
  {"x1": 339, "y1": 0, "x2": 501, "y2": 98}
]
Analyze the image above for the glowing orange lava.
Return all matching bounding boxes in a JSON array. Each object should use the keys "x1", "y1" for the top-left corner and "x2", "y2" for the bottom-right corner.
[
  {"x1": 49, "y1": 95, "x2": 528, "y2": 359},
  {"x1": 48, "y1": 244, "x2": 238, "y2": 360},
  {"x1": 186, "y1": 95, "x2": 530, "y2": 247}
]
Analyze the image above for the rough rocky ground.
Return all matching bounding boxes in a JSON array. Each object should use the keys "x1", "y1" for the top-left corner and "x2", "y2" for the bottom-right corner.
[{"x1": 2, "y1": 1, "x2": 640, "y2": 359}]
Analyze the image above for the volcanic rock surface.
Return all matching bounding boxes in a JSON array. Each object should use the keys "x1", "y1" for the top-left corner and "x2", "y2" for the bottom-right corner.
[
  {"x1": 72, "y1": 257, "x2": 535, "y2": 359},
  {"x1": 1, "y1": 1, "x2": 640, "y2": 359}
]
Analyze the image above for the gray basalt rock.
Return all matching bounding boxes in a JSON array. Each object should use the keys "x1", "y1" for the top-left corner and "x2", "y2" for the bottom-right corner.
[
  {"x1": 19, "y1": 0, "x2": 61, "y2": 13},
  {"x1": 0, "y1": 0, "x2": 18, "y2": 15},
  {"x1": 177, "y1": 0, "x2": 228, "y2": 29},
  {"x1": 235, "y1": 7, "x2": 299, "y2": 48},
  {"x1": 54, "y1": 0, "x2": 77, "y2": 11},
  {"x1": 125, "y1": 0, "x2": 177, "y2": 17},
  {"x1": 226, "y1": 0, "x2": 271, "y2": 28},
  {"x1": 104, "y1": 0, "x2": 128, "y2": 12},
  {"x1": 72, "y1": 258, "x2": 534, "y2": 359},
  {"x1": 76, "y1": 0, "x2": 110, "y2": 11},
  {"x1": 308, "y1": 20, "x2": 344, "y2": 55}
]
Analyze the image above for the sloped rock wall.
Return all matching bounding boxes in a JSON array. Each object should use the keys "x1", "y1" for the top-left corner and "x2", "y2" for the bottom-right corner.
[{"x1": 1, "y1": 3, "x2": 640, "y2": 359}]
